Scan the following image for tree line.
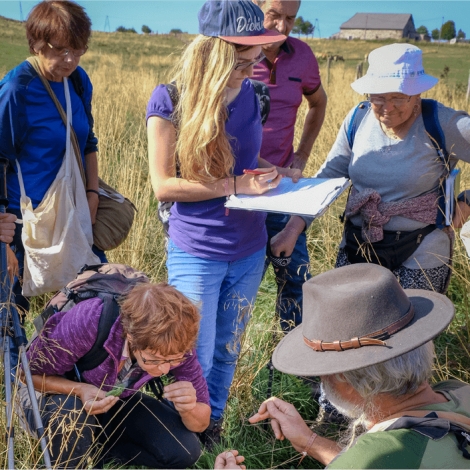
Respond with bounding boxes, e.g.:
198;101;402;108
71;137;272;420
116;20;465;42
292;16;315;38
417;20;466;41
115;25;185;35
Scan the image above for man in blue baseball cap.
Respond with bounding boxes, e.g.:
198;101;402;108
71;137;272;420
251;0;327;334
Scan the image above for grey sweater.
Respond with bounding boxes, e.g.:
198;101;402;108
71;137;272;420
316;102;470;269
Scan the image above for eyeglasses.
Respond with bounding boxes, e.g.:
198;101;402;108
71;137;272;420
47;42;88;57
368;95;412;107
234;53;266;71
139;350;192;366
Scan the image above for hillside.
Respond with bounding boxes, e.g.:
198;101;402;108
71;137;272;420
0;15;29;75
0;15;191;76
2;14;470;85
308;37;470;86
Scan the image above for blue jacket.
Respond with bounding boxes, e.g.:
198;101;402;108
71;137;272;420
0;61;98;210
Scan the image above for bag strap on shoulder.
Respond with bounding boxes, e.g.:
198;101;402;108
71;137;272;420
74;292;120;374
26;57;86;186
421;99;452;229
347;100;370;148
387;409;470;431
384;409;470;460
248;79;271;126
421;99;447;161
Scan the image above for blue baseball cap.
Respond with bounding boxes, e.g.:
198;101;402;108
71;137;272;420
198;0;286;46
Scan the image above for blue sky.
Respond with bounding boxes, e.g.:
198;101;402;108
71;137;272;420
1;1;469;38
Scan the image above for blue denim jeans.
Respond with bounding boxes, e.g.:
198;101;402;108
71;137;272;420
167;239;265;421
265;213;311;332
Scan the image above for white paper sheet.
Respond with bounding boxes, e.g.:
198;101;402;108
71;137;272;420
225;177;350;217
445;168;460;225
460;219;470;257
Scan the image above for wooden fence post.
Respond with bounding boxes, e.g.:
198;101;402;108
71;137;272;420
356;62;363;80
326;56;331;86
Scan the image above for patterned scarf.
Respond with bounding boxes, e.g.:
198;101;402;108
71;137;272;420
345;187;438;243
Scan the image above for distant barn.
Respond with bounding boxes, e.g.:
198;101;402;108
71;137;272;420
337;13;420;40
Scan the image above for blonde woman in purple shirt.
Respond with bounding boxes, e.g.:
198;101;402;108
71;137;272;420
147;0;299;448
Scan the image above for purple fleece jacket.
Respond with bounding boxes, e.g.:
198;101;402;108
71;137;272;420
26;297;210;404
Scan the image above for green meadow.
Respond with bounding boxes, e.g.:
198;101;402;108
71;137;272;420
1;15;470;469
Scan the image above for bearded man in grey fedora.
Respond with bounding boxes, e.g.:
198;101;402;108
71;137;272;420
233;264;470;469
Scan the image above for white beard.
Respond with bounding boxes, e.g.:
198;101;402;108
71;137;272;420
321;378;364;420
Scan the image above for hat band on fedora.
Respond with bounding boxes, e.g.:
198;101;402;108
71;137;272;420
303;303;415;352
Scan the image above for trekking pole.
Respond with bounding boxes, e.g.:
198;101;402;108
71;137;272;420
1;304;14;468
0;158;52;469
0;157;15;469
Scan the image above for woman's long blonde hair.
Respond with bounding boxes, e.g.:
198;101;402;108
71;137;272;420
171;36;249;183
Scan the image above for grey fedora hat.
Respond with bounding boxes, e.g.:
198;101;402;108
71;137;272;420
273;264;454;376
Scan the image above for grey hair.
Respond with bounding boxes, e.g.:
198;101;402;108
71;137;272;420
252;0;301;12
340;341;435;400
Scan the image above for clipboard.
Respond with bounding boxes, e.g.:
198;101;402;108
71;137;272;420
225;177;351;218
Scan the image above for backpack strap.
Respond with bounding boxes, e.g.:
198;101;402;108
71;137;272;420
69;69;84;98
249;79;271;126
421;99;447;160
165;82;180;130
384;410;470;460
421;99;452;229
347;101;370;149
74;293;120;375
387;409;470;431
340;101;369;223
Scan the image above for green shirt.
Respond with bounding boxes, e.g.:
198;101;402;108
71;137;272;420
327;380;470;469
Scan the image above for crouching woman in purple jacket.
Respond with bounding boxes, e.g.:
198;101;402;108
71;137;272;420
20;283;210;469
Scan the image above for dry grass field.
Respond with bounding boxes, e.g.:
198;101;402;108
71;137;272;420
1;18;470;468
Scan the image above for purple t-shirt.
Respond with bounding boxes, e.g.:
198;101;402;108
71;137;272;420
252;37;321;168
146;80;267;262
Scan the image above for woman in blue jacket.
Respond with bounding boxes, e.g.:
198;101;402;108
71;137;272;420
0;1;105;311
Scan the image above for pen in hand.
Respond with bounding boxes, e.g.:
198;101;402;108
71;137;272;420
243;169;272;175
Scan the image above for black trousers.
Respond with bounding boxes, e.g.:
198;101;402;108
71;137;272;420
23;390;202;469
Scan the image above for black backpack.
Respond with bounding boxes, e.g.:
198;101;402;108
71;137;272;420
30;264;149;380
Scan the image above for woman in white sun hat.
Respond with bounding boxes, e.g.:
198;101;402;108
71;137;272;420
311;42;470;293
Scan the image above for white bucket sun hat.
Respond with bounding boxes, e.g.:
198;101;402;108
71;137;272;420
351;43;439;95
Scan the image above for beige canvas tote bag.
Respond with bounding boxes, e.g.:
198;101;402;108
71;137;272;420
17;77;100;296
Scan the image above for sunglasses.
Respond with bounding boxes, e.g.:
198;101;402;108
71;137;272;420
234;53;266;71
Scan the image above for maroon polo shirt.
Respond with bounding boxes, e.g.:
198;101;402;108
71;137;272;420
252;37;322;168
